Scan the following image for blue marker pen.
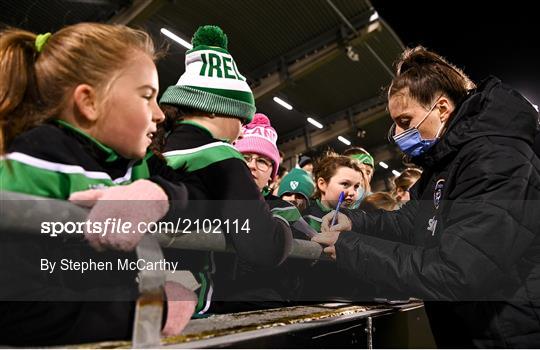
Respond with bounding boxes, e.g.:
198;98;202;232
330;191;345;227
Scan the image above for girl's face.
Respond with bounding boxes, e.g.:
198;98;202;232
94;51;164;159
317;166;363;208
243;152;273;190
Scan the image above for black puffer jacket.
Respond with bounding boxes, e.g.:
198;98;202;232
336;77;540;347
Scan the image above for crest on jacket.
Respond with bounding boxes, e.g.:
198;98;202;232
434;178;445;210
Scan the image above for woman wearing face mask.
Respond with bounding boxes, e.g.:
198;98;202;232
313;46;540;347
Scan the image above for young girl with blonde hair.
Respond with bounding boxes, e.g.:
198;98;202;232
0;23;194;345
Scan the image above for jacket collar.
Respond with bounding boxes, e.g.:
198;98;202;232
55;120;120;162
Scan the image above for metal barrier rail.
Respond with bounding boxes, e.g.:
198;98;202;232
0;190;326;347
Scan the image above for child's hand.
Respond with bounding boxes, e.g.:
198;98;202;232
162;282;197;337
69;180;169;251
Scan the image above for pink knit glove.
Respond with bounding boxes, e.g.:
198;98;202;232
69;180;169;252
162;281;197;337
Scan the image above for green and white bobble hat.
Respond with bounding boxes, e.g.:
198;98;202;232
160;25;256;123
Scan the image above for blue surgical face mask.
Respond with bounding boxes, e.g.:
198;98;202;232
392;98;445;158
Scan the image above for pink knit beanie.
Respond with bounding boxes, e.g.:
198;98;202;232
235;113;280;179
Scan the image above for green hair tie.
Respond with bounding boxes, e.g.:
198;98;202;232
35;32;52;53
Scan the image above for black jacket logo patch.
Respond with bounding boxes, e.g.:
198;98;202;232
434;178;445;210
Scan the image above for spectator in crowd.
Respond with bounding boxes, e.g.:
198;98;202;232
392;167;422;205
298;155;314;174
234;114;311;309
303;152;364;233
0;23;195;345
235;114;280;192
343;147;374;205
358;192;399;212
158;25;292;315
343;147;374;183
235;114;315;238
301;152;367;301
278;167;315;212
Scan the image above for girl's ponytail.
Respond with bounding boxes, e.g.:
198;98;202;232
0;29;44;153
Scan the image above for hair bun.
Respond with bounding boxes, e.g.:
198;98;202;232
397;46;441;74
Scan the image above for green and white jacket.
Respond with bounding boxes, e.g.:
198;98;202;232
0;120;185;200
0;120;186;345
162;121;292;315
302;199;333;233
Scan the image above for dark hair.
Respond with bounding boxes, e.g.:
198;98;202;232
388;46;476;108
391;167;422;202
312;151;362;199
298;155;313;168
359;192;398;212
394;168;422;191
0;23;156;154
277;165;288;177
151;104;200;153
